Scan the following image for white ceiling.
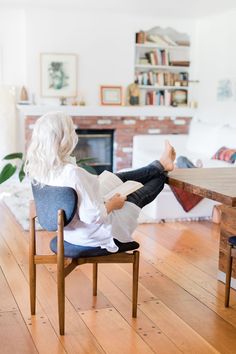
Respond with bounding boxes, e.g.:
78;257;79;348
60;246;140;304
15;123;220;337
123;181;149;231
0;0;235;18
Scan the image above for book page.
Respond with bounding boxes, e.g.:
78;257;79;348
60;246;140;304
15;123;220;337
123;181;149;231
104;180;143;202
98;170;123;197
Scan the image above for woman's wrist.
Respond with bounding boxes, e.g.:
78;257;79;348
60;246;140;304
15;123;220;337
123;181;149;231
105;200;113;214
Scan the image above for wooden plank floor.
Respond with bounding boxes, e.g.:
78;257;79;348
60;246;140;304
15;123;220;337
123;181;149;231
1;202;236;353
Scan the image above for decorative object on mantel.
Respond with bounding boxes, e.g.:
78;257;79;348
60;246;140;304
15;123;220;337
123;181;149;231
188;100;198;109
40;53;77;98
79;97;86;106
70;96;86;106
71;97;78;105
59;96;67;105
171;90;188;107
18;86;31;105
100;86;123;106
20;86;28;100
126;82;140;106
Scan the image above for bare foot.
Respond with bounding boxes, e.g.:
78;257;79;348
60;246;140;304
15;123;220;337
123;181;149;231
160;140;176;171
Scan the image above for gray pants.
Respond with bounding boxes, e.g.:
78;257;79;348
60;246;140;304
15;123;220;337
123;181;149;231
116;161;167;209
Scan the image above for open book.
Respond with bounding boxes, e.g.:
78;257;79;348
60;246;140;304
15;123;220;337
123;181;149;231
98;170;143;202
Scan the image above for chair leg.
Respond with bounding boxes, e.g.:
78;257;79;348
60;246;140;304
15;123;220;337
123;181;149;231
57;211;65;335
132;251;140;318
29;218;36;315
57;264;65;335
93;263;98;296
29;258;36;315
225;243;233;307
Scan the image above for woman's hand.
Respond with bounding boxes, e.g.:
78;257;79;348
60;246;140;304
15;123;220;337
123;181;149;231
105;193;126;214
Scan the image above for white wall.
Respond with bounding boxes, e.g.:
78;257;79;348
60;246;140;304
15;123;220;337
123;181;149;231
0;8;26;86
195;9;236;126
24;7;195;105
0;9;26;155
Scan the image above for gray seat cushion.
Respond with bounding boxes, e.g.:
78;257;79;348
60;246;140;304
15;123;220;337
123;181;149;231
50;237;139;258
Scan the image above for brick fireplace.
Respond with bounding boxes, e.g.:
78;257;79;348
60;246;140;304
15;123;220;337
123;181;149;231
25;114;191;171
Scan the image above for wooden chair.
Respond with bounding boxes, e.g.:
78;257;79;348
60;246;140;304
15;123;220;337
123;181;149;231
29;183;140;335
225;236;236;307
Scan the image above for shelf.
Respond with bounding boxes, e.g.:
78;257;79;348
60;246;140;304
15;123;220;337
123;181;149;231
135;43;190;50
135;64;189;71
17;105;197;117
139;85;189;90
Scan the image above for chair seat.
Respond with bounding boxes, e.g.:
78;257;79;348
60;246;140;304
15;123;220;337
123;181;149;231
50;237;140;258
228;236;236;246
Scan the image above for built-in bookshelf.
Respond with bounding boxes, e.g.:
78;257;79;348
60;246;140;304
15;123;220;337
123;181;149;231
135;29;191;107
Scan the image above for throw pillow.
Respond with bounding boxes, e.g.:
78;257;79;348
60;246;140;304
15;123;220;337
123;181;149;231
170;186;203;212
212;146;236;164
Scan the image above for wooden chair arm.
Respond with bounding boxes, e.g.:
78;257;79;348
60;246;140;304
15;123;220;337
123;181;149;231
29;200;37;219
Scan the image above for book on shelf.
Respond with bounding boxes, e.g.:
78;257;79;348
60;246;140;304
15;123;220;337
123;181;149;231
175;40;190;47
146;90;166;106
164;90;171;106
136;71;189;87
143;49;169;66
139;58;149;65
146;34;170;46
135;31;146;44
162;34;177;46
169;60;190;67
98;170;143;202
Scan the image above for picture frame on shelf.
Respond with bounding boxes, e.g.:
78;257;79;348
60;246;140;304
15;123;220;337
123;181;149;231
40;53;77;98
171;89;188;106
100;86;122;106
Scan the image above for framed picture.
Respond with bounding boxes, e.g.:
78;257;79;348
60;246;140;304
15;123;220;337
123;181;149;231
171;89;188;106
40;53;77;97
100;86;122;105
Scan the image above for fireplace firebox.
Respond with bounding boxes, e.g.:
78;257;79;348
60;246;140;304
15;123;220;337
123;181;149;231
73;129;114;174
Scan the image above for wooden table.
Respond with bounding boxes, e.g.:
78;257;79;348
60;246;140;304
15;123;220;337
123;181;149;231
167;168;236;284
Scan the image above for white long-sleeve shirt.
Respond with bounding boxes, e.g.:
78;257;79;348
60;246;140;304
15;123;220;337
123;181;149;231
46;163;141;252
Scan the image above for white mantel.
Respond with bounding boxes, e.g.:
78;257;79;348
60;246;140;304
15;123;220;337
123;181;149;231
17;105;196;117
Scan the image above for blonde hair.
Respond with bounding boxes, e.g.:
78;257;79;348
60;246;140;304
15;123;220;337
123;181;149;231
25;111;78;183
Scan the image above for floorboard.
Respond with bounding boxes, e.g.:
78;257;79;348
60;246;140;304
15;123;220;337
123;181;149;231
1;202;236;353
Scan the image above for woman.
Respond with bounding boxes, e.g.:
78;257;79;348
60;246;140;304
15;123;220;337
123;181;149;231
25;111;175;252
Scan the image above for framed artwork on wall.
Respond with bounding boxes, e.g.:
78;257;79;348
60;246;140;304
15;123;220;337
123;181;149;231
40;53;77;97
171;89;188;106
100;86;122;105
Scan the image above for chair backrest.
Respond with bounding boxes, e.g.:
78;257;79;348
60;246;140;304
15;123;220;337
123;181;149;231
31;183;78;231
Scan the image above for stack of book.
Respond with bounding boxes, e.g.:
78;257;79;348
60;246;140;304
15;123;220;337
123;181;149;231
141;49;169;66
135;71;189;87
146;90;172;106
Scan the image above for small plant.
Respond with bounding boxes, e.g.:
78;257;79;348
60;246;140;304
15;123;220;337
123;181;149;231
0;153;97;185
75;157;97;175
0;153;25;184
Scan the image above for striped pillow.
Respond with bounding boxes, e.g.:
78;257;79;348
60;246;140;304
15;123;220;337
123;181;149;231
212;146;236;164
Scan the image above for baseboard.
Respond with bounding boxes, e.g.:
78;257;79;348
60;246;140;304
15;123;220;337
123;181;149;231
218;270;236;289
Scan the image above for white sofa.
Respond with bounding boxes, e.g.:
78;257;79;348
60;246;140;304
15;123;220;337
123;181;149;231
133;119;236;222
